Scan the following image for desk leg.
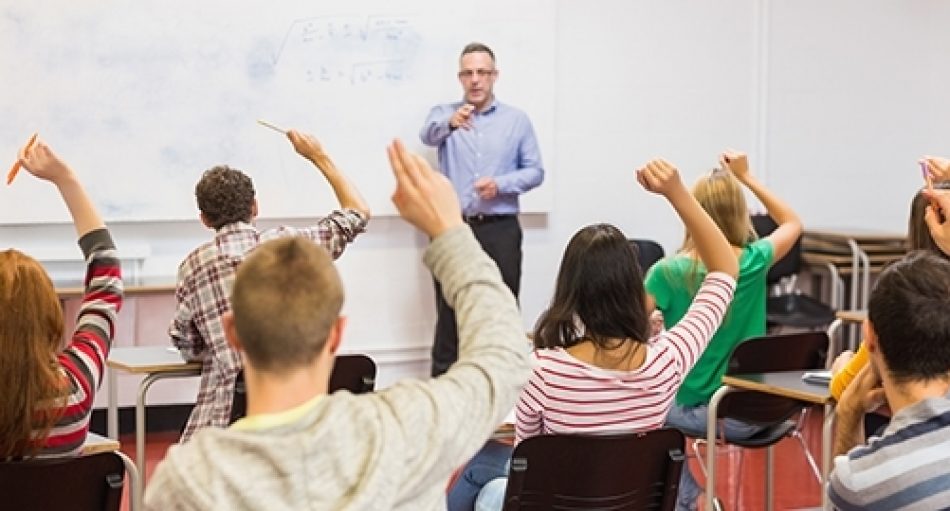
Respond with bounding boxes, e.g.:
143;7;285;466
108;366;118;440
705;386;733;511
858;248;870;311
135;370;198;507
116;450;141;511
826;319;843;369
135;374;154;509
822;404;836;511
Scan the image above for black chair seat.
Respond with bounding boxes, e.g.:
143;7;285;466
675;420;796;449
766;294;836;329
727;420;797;448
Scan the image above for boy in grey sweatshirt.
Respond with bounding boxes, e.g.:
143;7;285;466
145;140;532;511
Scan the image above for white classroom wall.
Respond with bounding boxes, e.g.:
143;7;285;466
2;0;949;407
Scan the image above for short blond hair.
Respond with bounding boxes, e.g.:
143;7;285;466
231;238;344;372
683;169;756;251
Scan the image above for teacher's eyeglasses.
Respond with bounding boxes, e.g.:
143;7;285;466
458;68;496;80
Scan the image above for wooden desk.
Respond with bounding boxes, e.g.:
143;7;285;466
82;432;141;511
491;423;515;442
107;347;201;509
708;371;834;511
81;431;120;455
721;372;831;406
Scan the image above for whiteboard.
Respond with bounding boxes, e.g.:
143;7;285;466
764;0;950;232
0;1;555;223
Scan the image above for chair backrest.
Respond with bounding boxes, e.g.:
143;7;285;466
0;452;125;510
629;239;666;273
230;354;377;424
502;429;685;511
750;213;802;286
328;353;377;394
718;332;828;423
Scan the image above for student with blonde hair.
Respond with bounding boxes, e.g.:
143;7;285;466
645;150;801;510
0;140;122;459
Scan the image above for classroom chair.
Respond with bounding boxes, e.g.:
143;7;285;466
230;353;377;423
629;238;666;273
0;451;131;511
499;429;684;511
682;331;828;511
751;214;836;331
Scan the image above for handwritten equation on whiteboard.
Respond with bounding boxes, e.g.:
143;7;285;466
274;16;422;85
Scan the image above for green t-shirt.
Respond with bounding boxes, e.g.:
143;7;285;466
644;239;774;406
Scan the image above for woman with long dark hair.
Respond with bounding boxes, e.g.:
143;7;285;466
448;158;738;511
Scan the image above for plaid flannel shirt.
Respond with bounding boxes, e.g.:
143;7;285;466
170;209;367;442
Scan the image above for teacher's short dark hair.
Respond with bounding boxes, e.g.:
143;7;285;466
461;42;495;62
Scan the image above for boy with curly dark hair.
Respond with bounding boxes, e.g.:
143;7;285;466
170;130;370;442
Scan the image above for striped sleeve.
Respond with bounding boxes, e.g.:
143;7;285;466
828;407;950;510
656;272;735;374
514;353;546;443
45;228;123;456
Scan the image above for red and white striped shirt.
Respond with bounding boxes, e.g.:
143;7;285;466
515;272;735;442
38;228;123;458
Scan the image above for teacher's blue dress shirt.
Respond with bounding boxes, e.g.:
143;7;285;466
420;99;544;216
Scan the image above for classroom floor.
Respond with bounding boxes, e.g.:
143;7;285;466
117;409;826;511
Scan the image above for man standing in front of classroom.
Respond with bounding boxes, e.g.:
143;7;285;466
420;42;544;376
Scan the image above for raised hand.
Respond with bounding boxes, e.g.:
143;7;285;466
17;139;103;237
720;149;750;181
18;139;76;185
923;156;950;183
636;158;685;197
287;130;327;162
386;139;463;238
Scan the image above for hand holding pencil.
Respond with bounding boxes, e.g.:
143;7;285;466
6;132;39;185
922;156;950;183
286;130;328;163
17;138;77;185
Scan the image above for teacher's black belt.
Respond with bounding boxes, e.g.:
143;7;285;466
463;214;515;225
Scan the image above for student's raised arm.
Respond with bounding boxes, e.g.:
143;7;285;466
17;140;122;456
286;130;370;220
637;159;738;279
721;150;802;263
375;139;531;498
18;141;104;237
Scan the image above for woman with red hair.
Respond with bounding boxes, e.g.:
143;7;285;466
0;140;122;458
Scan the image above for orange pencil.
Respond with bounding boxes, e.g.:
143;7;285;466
6;132;38;185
